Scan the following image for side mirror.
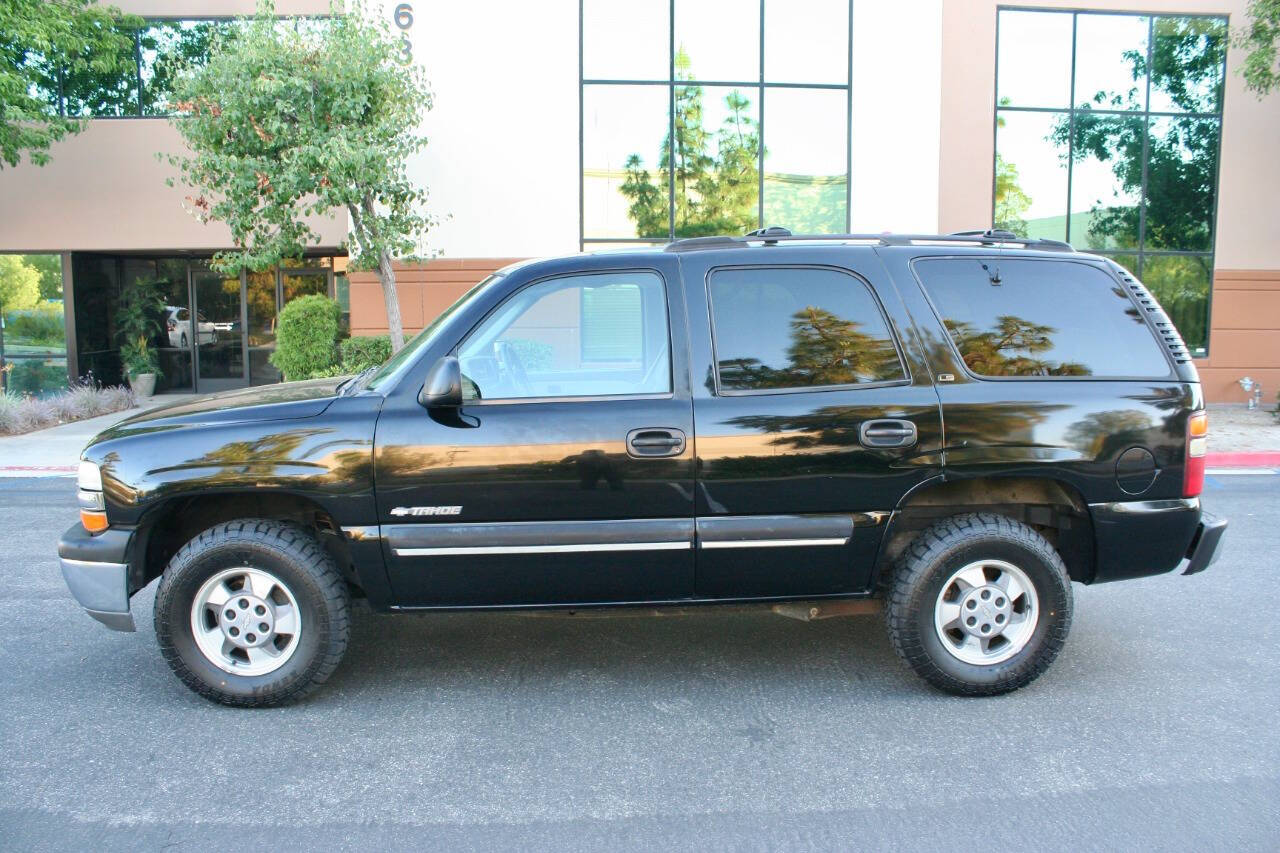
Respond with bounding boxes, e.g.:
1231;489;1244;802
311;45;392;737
418;356;463;408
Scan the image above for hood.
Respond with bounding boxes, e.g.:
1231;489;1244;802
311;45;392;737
89;376;349;445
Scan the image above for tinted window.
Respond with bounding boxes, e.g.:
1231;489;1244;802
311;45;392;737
709;267;905;392
459;272;670;400
915;258;1171;378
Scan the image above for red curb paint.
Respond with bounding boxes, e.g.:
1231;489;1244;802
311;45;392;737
1205;452;1280;468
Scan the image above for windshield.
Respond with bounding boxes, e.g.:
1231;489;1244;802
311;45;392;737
365;273;504;391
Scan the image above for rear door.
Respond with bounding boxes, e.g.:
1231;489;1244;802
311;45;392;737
375;258;697;606
680;247;944;598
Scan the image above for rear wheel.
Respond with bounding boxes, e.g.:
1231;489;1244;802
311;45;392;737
885;513;1072;696
154;519;350;707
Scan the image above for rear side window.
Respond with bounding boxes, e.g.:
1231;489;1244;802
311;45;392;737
708;267;906;392
914;258;1171;378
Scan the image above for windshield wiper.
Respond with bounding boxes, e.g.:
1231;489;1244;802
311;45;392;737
339;366;379;396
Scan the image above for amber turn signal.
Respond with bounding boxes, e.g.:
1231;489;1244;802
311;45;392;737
80;509;109;533
1188;411;1208;438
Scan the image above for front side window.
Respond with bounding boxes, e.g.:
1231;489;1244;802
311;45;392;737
994;9;1227;356
709;267;905;392
915;258;1171;379
458;272;670;401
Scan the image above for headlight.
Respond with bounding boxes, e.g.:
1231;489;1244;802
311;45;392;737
77;460;102;491
77;460;107;533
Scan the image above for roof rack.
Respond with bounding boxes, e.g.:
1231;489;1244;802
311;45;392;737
663;227;1076;253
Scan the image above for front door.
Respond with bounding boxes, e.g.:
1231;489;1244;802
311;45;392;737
376;264;696;607
681;250;944;599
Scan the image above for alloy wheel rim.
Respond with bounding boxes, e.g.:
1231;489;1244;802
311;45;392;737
190;567;302;676
933;559;1039;666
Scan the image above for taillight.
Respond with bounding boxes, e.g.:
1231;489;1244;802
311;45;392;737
1184;411;1208;497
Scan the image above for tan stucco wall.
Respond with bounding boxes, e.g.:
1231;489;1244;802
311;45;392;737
0;120;346;253
348;260;522;338
937;0;1280;402
0;0;343;254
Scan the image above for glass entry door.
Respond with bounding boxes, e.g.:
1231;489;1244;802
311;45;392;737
192;263;247;392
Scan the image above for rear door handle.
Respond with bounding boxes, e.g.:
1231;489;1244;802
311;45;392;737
858;419;917;449
626;428;686;458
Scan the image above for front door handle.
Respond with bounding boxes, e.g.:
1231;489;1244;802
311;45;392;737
858;419;917;449
626;427;686;458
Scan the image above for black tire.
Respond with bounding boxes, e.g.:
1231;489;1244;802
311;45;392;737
154;519;350;707
885;513;1072;696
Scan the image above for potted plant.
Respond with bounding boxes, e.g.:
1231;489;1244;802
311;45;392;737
116;277;165;396
120;334;159;397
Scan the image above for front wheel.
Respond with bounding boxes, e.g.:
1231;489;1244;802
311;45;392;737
154;519;351;707
885;513;1072;696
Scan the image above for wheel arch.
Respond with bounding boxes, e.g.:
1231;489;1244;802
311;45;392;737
133;491;361;596
875;476;1095;586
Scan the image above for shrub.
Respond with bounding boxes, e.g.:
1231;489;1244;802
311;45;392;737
5;303;64;348
0;379;134;435
340;335;393;373
8;360;67;396
306;363;349;379
270;294;341;381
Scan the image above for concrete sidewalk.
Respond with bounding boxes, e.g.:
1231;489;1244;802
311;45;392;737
0;394;197;476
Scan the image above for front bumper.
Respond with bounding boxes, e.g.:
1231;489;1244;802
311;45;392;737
57;524;136;632
1182;511;1227;576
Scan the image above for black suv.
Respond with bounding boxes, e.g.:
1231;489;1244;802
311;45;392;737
58;230;1227;706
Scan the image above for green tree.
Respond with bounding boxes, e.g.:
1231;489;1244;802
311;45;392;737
0;255;42;312
1236;0;1280;96
620;49;760;238
993;103;1032;234
718;307;902;389
166;1;435;352
1050;17;1224;259
946;317;1089;377
0;0;141;167
994;156;1032;235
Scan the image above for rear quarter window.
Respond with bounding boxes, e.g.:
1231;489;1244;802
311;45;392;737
913;257;1172;379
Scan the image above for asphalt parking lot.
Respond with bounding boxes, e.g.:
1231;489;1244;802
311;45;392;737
2;474;1277;851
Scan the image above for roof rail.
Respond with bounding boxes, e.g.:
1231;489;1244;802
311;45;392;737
664;228;1076;253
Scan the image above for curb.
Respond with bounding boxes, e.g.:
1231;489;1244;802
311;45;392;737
1204;451;1280;468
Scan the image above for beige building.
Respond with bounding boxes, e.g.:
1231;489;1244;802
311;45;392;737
1;0;1276;401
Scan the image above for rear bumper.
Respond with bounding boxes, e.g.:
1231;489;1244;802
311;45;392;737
1182;511;1227;576
1088;498;1226;583
57;524;136;632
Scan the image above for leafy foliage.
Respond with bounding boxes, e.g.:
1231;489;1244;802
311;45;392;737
271;294;340;380
717;307;903;390
0;0;141;166
0;255;41;311
115;277;166;357
1050;19;1224;254
339;335;393;372
1236;0;1280;96
165;1;435;352
4;304;65;348
621;50;760;238
946;317;1088;377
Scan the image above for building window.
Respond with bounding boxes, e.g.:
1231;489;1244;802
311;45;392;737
993;9;1227;356
581;0;852;246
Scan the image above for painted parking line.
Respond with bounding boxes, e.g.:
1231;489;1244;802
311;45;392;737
0;466;76;478
1205;468;1277;476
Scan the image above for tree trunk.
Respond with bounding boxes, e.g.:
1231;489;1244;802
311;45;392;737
349;195;407;353
376;248;405;352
